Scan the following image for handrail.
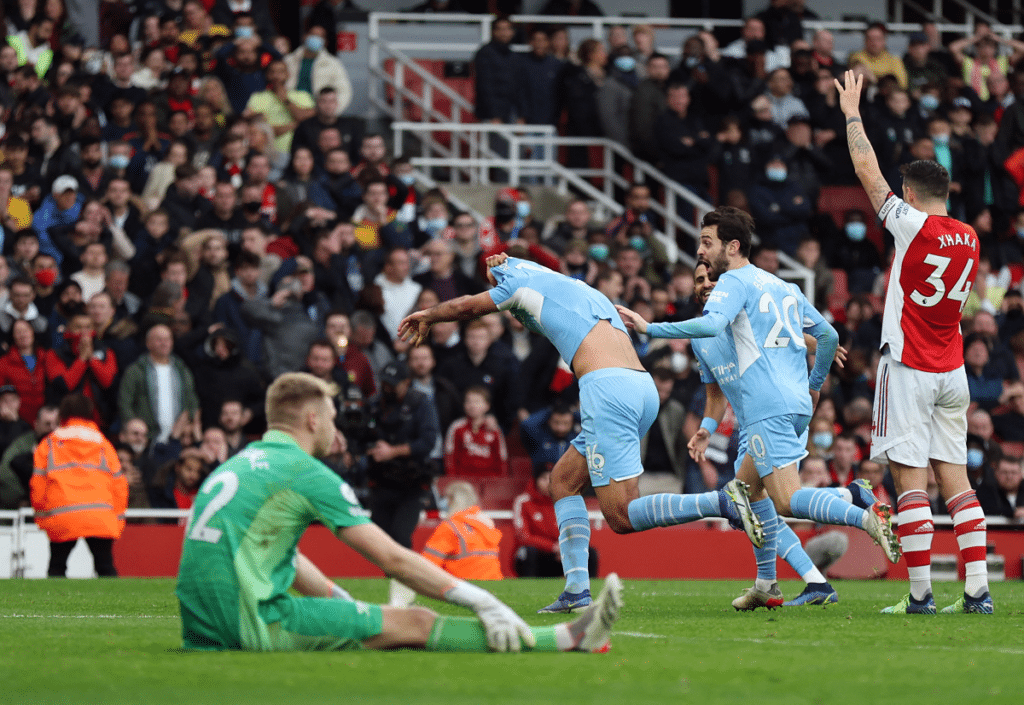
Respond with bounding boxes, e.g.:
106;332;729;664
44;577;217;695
368;11;1024;42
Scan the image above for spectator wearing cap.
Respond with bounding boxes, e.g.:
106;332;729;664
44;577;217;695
948;95;976;140
747;154;812;256
31;176;83;266
847;22;908;89
950;28;1024;103
366;359;442;549
904;31;949;95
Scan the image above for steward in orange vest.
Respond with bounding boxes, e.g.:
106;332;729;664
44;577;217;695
30;393;126;577
421;481;504;581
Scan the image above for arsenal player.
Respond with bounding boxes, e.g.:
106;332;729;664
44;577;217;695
837;70;992;615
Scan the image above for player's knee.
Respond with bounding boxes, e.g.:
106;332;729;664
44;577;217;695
395;606;437;645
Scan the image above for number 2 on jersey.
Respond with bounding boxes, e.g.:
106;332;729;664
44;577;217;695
759;293;806;350
910;254;974;311
188;472;239;544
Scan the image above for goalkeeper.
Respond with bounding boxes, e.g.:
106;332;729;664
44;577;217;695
176;372;621;653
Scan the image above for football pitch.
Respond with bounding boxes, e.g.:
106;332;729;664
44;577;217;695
3;578;1022;705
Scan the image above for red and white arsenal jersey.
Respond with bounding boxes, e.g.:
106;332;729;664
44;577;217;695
877;194;979;373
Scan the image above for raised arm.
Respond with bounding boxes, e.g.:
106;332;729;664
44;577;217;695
835;70;891;213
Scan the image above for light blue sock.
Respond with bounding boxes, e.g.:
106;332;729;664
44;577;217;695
626;492;721;531
775;521;824;583
554;496;591;594
789;488;866;527
818;487;853;503
750;498;778;583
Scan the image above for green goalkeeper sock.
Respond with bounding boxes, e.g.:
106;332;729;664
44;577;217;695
425;616;563;652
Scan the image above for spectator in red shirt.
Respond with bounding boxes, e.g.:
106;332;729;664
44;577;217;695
512;467;598;578
444;386;508;477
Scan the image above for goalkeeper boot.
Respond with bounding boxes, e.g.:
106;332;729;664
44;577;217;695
538;589;592;614
863;501;901;564
940;591;993;614
881;592;936;614
782;582;839;606
719;479;765;548
732;583;783;611
566;574;623;653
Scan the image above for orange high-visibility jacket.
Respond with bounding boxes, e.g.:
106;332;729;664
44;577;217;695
422;506;503;580
30;419;127;543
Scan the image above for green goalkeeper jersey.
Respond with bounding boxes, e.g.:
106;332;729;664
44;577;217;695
176;430;371;650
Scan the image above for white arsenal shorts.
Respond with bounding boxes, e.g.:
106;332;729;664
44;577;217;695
869;354;969;467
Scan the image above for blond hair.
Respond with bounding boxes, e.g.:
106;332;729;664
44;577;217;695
445;481;481;513
266;372;333;428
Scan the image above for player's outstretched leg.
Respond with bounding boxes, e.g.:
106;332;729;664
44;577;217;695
940;490;993;614
625;482;764;547
788;486;901;563
428;575;625;652
539;495;593;614
777;521;838;606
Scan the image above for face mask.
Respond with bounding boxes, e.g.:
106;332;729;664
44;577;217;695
685;56;700;68
845;222;867;241
398;174;416;186
932;132;950;145
670;351;689;373
629;235;648;252
304;35;325;53
235;26;255;39
920;94;939;111
812;431;834;449
966;448;985;469
242;200;262;214
588;243;609;261
766;167;787;182
35;269;56;287
614;55;636;72
1017;228;1024;239
109;154;130;170
516;201;531;218
425;217;448;233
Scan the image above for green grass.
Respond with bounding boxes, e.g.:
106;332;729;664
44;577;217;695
2;578;1023;705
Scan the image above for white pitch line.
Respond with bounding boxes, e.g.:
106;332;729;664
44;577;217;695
615;631;1024;655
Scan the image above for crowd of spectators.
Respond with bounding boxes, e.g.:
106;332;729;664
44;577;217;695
0;0;1020;555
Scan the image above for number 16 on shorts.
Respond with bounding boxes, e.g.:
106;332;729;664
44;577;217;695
585;443;606;479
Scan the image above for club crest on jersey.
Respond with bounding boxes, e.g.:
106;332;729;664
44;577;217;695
938;232;977;250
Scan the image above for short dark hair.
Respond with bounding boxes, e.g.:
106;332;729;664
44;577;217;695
900;160;950;202
701;206;755;258
58;393;94;422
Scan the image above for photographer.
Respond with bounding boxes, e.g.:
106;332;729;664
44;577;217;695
365;361;441;549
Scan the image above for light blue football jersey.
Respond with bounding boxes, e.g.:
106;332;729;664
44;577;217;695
698;264;826;423
692;332;750;427
488;257;628;367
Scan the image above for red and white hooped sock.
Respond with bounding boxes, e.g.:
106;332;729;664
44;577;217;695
896;490;933;601
946;489;989;598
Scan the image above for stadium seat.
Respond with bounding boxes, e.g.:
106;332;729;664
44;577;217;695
818;185;885;252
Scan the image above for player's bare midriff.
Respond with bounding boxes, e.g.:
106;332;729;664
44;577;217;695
571;319;645;378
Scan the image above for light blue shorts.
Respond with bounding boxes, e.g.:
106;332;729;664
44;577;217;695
570;368;660;488
743;414;811;478
734;425;811;474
